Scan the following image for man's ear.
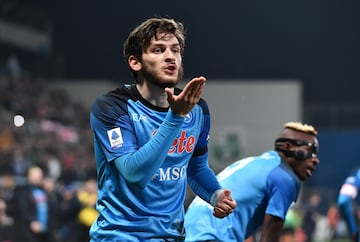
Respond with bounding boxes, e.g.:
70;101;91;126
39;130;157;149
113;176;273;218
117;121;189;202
128;55;142;71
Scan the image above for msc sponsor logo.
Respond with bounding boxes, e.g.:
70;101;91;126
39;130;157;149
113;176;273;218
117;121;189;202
152;166;187;181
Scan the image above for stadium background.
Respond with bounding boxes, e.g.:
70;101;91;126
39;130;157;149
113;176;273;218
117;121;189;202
0;0;360;240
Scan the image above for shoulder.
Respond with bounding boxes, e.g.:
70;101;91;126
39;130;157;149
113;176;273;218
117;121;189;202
197;98;209;115
272;163;299;183
341;169;360;187
260;152;300;189
95;84;137;106
91;84;138;116
267;163;301;194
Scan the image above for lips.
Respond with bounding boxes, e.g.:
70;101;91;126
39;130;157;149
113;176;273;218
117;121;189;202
164;65;177;75
306;169;312;177
166;64;176;70
306;167;315;177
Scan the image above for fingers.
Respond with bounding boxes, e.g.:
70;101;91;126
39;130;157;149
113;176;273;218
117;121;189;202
181;76;206;102
212;189;237;219
167;76;206;116
213;206;233;218
214;205;234;214
215;201;236;214
223;189;231;198
213;207;227;218
221;189;236;207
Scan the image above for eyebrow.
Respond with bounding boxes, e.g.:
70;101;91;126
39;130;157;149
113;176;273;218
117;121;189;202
150;42;180;47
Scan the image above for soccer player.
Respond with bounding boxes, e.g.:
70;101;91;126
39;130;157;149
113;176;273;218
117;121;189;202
337;168;360;241
185;122;320;242
89;17;236;241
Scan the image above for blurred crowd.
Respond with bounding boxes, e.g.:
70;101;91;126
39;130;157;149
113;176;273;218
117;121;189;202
0;55;96;181
0;48;97;241
0;1;100;241
278;193;351;242
0;167;97;242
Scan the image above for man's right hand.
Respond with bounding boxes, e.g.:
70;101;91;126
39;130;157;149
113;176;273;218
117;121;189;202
165;76;206;116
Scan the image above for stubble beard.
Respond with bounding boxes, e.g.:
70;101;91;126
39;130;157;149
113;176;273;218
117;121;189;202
141;64;184;89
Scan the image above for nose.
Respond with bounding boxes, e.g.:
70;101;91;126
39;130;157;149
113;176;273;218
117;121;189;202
311;155;320;165
164;48;175;62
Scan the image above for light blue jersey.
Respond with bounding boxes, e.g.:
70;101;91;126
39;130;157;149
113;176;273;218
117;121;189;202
89;84;221;241
185;151;301;242
338;168;360;237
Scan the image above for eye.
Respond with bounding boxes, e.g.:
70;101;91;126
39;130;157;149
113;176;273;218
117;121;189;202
153;47;163;54
172;47;180;53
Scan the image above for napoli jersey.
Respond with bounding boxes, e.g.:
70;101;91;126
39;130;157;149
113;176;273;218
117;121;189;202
339;168;360;199
337;168;360;235
185;151;301;242
89;84;210;241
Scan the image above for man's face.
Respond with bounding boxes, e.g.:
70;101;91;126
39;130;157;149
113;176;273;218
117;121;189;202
140;33;184;88
288;135;320;181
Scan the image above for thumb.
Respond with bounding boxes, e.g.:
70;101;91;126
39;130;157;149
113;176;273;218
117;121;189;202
223;189;232;200
165;88;174;103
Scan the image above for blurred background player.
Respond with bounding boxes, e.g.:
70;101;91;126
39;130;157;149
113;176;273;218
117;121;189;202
337;167;360;242
185;122;319;242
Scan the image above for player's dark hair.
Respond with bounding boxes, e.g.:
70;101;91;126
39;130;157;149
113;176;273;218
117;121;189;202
123;17;185;81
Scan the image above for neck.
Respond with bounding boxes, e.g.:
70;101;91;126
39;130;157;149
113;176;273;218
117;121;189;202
136;82;171;108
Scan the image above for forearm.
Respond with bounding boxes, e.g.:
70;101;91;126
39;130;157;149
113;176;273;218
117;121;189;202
187;154;221;203
115;110;184;188
260;215;284;242
338;194;358;235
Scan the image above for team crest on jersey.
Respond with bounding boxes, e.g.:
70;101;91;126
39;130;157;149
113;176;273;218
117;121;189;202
184;112;193;124
107;127;123;148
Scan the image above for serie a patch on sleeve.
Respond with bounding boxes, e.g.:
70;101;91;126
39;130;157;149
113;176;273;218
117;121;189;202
107;127;123;148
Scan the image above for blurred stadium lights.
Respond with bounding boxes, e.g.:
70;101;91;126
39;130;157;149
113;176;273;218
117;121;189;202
13;114;24;127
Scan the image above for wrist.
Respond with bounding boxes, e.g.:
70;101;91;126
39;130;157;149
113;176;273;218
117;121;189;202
169;108;188;118
210;189;224;207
